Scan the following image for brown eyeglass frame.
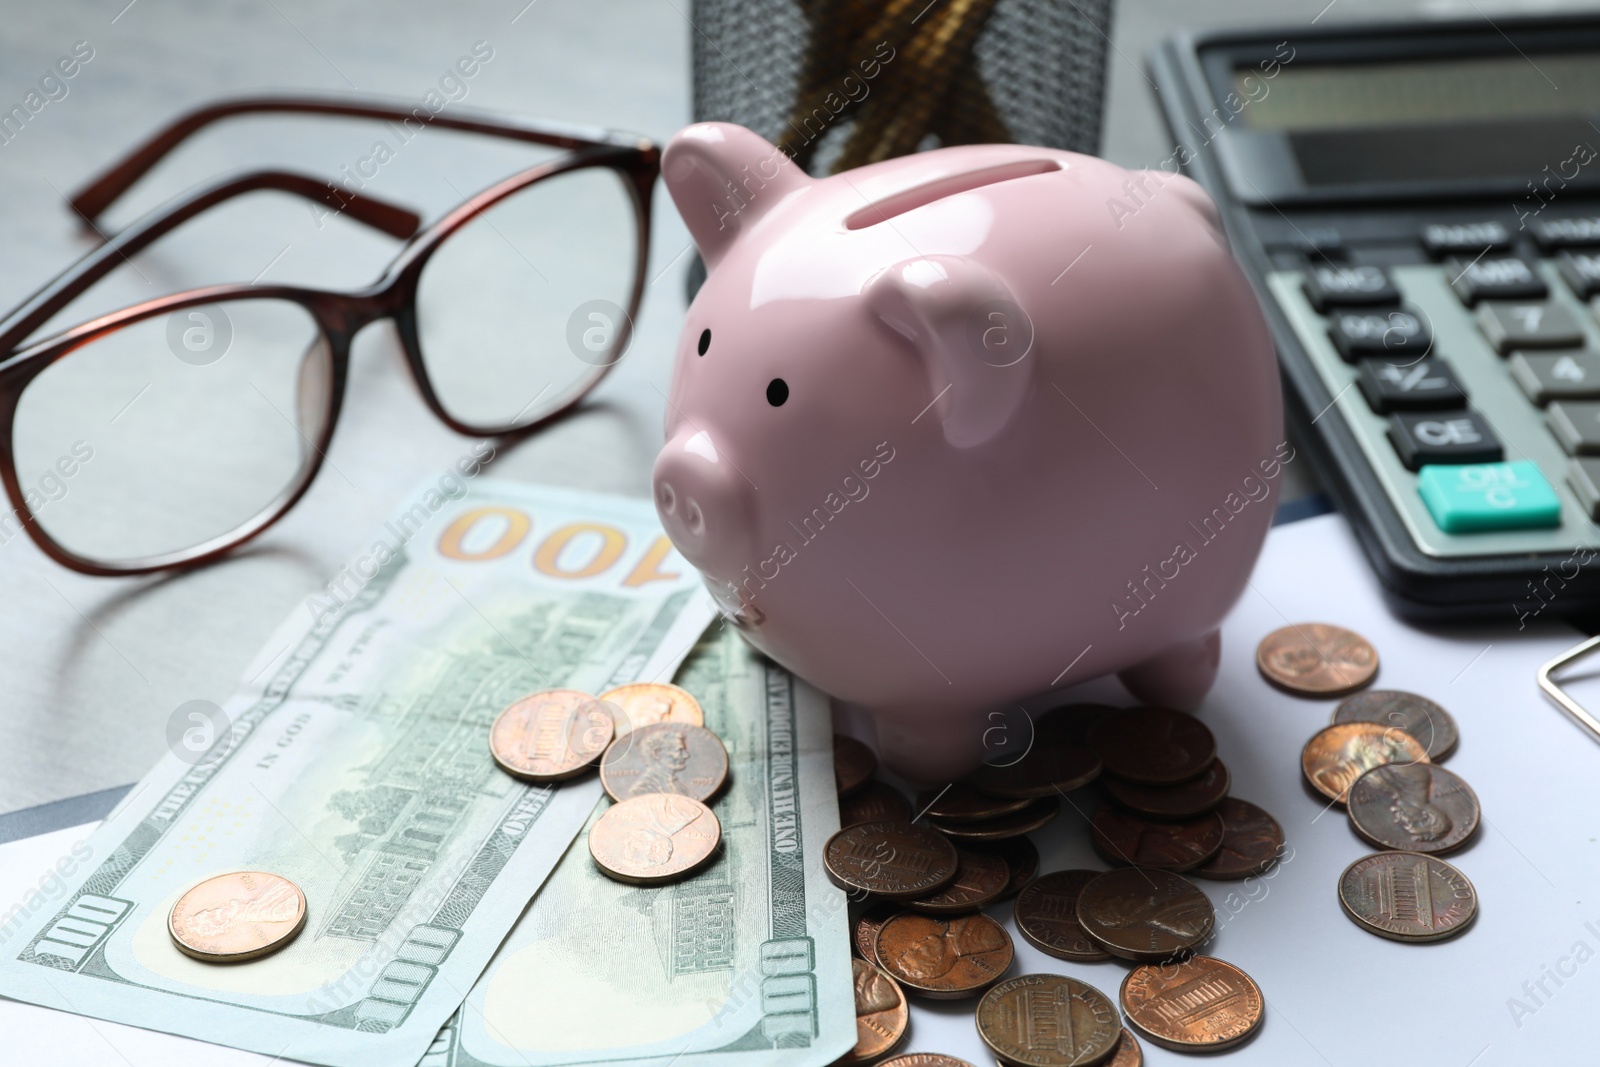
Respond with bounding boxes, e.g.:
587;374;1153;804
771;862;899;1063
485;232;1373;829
0;95;660;577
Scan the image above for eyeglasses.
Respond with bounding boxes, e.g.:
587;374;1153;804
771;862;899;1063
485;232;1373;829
0;95;658;576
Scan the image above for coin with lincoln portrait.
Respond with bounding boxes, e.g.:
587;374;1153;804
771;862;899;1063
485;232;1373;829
1346;762;1479;853
874;911;1014;999
599;722;728;803
588;793;721;885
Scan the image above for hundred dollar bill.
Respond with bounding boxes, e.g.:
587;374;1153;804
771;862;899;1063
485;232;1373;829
420;624;855;1067
0;480;716;1067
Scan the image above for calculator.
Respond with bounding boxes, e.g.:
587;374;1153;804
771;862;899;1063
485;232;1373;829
1152;14;1600;622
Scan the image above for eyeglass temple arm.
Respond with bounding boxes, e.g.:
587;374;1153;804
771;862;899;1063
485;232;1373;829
0;169;418;354
70;95;649;225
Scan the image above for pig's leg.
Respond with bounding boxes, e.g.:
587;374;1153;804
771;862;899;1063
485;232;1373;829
1117;629;1221;710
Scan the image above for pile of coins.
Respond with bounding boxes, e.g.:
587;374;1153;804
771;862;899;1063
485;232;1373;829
1258;623;1481;943
829;702;1279;1065
489;682;730;887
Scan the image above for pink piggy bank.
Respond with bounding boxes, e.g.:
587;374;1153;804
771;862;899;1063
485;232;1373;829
652;123;1282;780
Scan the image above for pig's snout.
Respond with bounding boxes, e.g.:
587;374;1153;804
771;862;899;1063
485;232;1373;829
652;427;754;574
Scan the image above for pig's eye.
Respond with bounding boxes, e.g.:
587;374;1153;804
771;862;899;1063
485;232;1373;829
766;378;788;407
697;328;711;356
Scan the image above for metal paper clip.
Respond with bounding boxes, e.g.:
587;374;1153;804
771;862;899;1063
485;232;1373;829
1537;633;1600;743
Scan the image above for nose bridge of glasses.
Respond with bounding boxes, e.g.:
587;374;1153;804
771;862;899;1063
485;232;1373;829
0;170;421;355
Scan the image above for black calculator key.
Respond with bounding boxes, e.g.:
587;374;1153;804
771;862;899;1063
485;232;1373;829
1475;301;1585;353
1421;222;1510;257
1388;410;1504;470
1449;257;1548;304
1547;401;1600;455
1567;457;1600;520
1303;265;1398;312
1557;252;1600;298
1509;351;1600;404
1357;358;1467;413
1327;307;1431;362
1532;217;1600;250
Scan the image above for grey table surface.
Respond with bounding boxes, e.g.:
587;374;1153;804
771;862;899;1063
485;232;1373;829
0;0;1586;816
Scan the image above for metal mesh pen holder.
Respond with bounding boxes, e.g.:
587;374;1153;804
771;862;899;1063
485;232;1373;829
691;0;1113;173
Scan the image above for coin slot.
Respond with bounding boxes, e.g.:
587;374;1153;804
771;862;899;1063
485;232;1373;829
843;159;1062;231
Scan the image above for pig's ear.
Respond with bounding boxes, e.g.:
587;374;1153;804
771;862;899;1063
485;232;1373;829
662;123;809;270
864;255;1035;449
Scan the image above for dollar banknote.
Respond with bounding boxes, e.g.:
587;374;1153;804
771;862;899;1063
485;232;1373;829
0;480;716;1067
419;623;855;1067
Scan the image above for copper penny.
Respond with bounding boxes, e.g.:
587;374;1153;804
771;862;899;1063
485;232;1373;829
836;735;878;797
1103;1030;1144;1067
1090;805;1224;872
1103;759;1230;819
1192;798;1285;881
1076;867;1215;962
1088;708;1216;785
589;793;721;885
840;780;913;828
1257;622;1378;697
841;958;909;1064
1302;722;1428;804
599;722;728;803
1337;851;1477;942
853;902;901;965
1120;955;1264;1052
976;973;1120;1066
1034;703;1119;746
875;912;1014;999
1013;870;1112;962
597;682;703;738
168;870;307;962
1347;763;1480;853
906;848;1009;914
489;689;613;783
917;783;1032;823
880;1056;979;1067
927;797;1058;842
1333;689;1458;761
825;821;959;900
974;835;1039;900
965;741;1101;799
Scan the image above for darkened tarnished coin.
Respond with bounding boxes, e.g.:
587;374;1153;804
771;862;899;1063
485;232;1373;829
917;783;1032;823
835;735;878;797
906;848;1010;915
1347;763;1480;853
976;973;1120;1067
589;793;721;885
1013;870;1112;962
927;797;1058;841
168;871;307;962
974;835;1038;900
597;682;704;737
880;1056;979;1067
853;902;901;965
1257;622;1378;697
599;721;728;803
1090;805;1224;872
1333;689;1458;761
1120;956;1264;1053
965;740;1101;798
825;821;959;900
1192;798;1285;881
1103;1029;1144;1067
1076;867;1215;963
841;958;909;1064
1034;703;1119;746
1338;851;1477;942
1302;722;1428;803
875;912;1014;999
1103;759;1230;819
489;689;613;783
840;780;913;828
1088;708;1216;785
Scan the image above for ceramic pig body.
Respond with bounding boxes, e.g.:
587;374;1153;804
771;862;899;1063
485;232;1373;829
653;123;1282;780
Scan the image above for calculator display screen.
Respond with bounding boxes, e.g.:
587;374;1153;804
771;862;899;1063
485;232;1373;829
1231;53;1600;186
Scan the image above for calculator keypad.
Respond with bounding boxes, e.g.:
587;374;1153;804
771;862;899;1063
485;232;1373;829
1304;265;1399;312
1475;301;1585;352
1357;358;1466;412
1389;410;1504;469
1328;308;1431;362
1547;401;1600;455
1510;351;1600;404
1449;257;1548;304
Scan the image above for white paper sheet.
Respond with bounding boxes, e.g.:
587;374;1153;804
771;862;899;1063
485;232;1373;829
5;512;1600;1065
